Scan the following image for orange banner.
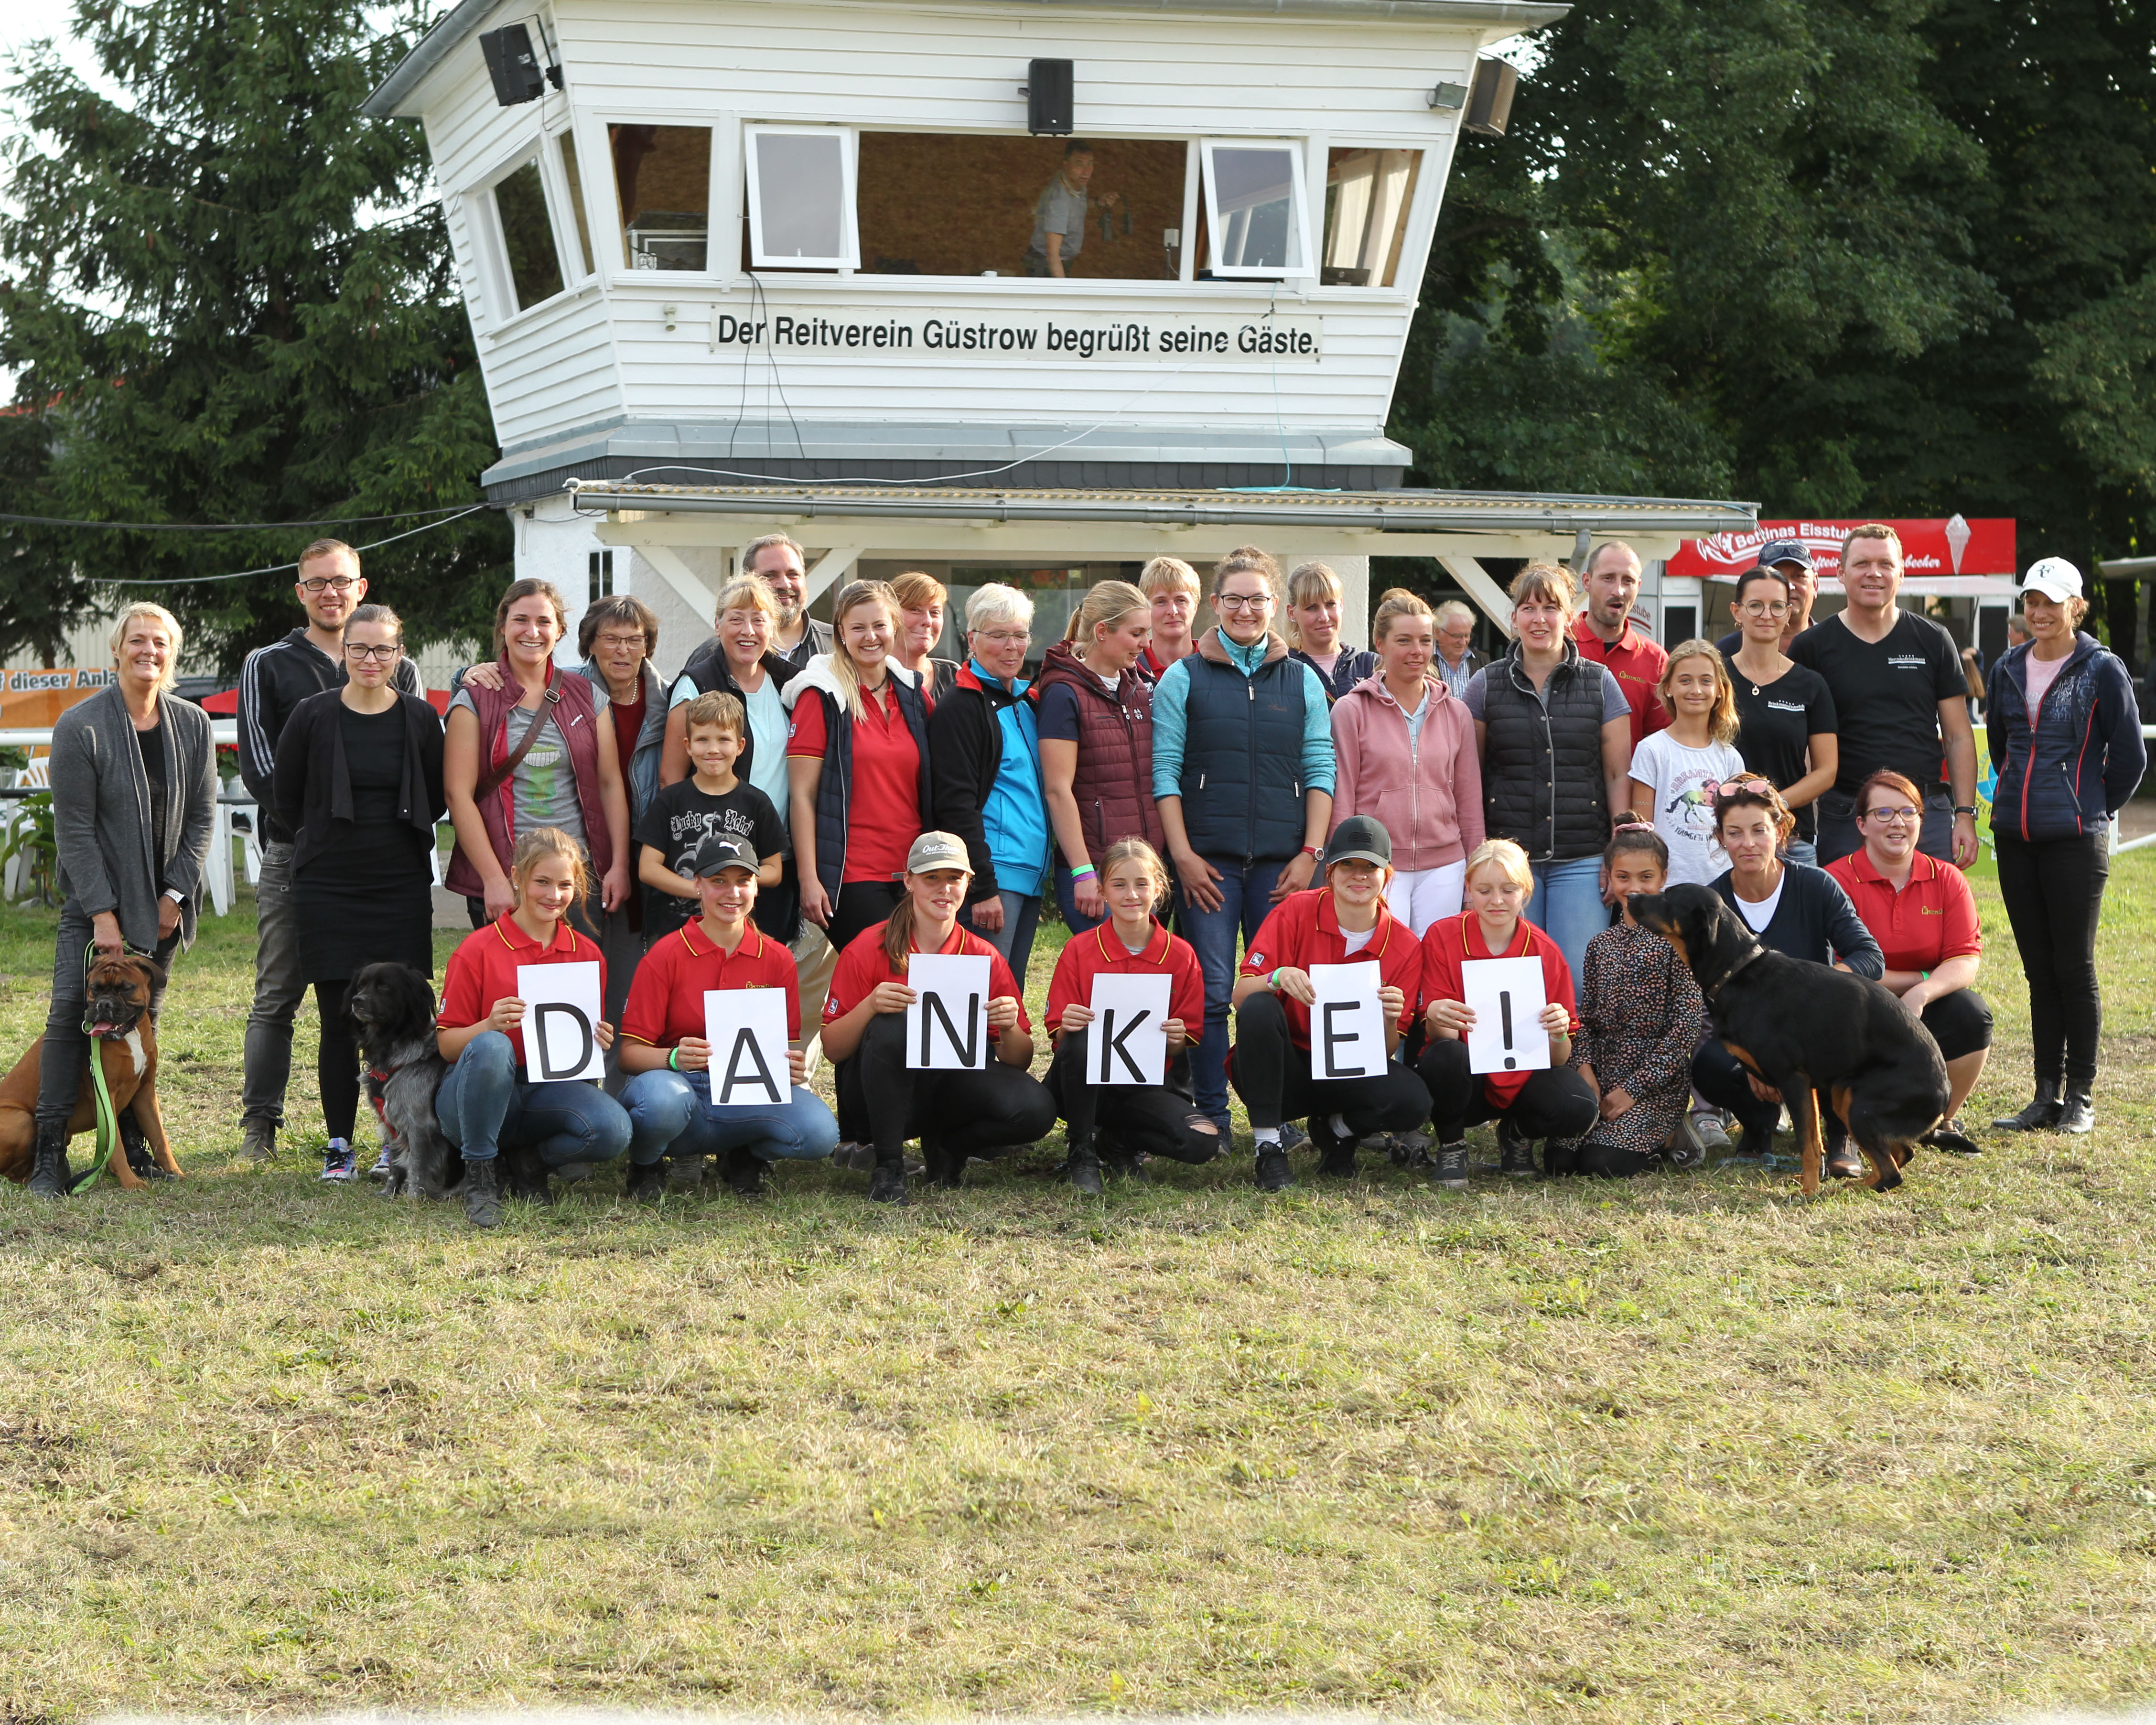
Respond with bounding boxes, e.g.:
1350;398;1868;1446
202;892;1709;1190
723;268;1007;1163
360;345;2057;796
2;667;119;731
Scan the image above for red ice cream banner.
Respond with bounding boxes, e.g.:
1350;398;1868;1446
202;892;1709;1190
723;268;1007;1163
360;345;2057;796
1666;518;2017;581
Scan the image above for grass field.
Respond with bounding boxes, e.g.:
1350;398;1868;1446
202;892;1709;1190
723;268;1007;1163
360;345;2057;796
1;862;2154;1722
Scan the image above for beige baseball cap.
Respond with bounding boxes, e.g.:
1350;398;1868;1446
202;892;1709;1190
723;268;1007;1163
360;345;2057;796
906;831;971;873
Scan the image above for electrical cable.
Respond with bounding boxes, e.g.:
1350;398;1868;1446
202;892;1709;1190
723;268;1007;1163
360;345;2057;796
0;502;488;532
102;506;489;585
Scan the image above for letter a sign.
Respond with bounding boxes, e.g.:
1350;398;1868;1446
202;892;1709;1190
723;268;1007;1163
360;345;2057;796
517;961;605;1081
906;953;993;1070
702;990;790;1107
1086;974;1169;1085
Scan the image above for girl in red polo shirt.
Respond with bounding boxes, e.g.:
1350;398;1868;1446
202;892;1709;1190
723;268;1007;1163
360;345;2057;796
616;833;842;1200
1416;838;1599;1187
1044;840;1217;1192
434;828;639;1228
1227;815;1432;1192
819;831;1057;1205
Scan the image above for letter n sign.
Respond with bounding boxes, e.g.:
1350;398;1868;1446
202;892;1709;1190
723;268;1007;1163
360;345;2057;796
906;953;993;1070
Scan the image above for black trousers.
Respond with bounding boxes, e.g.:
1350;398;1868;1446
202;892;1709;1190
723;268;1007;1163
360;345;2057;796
1918;987;1994;1063
1227;992;1432;1136
314;980;360;1143
1994;829;2107;1090
1046;1033;1220;1163
835;1013;1058;1167
1417;1036;1599;1146
826;881;904;961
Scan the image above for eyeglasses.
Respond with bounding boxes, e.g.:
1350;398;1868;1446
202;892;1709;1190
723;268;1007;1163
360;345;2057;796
1861;806;1922;826
344;642;402;662
976;630;1031;648
1716;777;1771;798
1215;593;1272;612
300;576;357;594
1738;600;1789;617
593;632;647;652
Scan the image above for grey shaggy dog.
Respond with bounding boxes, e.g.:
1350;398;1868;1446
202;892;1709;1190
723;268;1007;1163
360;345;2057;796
345;962;461;1200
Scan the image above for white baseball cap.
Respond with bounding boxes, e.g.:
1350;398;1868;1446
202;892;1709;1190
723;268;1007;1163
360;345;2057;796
2021;557;2083;604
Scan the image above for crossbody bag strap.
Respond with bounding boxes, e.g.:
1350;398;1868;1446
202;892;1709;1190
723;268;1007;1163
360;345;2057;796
473;685;564;804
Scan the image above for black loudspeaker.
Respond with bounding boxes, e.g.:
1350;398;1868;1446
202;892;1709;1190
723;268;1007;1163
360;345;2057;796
480;23;546;106
1464;57;1518;137
1028;59;1074;135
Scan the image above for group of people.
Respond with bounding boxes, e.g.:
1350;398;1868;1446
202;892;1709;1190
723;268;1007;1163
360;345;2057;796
19;526;2144;1220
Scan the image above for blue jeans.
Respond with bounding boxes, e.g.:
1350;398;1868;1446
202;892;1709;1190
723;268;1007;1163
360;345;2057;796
1179;854;1289;1126
1781;838;1818;869
434;1029;639;1165
1053;858;1107;936
620;1067;840;1163
1526;855;1609;985
961;889;1043;988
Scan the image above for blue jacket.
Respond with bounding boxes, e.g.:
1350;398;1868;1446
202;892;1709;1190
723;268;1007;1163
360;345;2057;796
1985;633;2146;842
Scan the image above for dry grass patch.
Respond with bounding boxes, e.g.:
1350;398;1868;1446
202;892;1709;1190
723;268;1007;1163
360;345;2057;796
0;866;2153;1719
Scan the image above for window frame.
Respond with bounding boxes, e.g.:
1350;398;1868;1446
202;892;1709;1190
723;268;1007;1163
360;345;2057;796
1197;136;1316;280
549;119;598;282
472;149;574;321
743;123;861;272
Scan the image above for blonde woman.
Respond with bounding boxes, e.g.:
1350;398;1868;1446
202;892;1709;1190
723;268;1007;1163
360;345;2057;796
1624;640;1746;886
1284;560;1378;703
784;579;934;956
29;602;216;1197
1138;555;1201;677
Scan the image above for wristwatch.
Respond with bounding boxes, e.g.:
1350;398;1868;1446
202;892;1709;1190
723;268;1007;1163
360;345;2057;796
1952;805;1978;817
162;887;185;904
1301;844;1323;860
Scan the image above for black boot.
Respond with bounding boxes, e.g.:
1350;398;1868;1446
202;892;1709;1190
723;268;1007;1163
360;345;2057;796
462;1155;503;1228
1992;1079;2062;1132
2056;1090;2095;1134
1065;1135;1104;1196
724;1146;769;1196
26;1121;71;1199
868;1160;910;1205
624;1159;666;1204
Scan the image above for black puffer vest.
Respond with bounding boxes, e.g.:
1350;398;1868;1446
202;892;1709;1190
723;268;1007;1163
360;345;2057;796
1480;640;1611;862
1176;627;1308;863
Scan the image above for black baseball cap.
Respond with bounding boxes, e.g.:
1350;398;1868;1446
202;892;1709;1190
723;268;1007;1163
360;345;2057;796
690;834;758;877
1323;815;1392;869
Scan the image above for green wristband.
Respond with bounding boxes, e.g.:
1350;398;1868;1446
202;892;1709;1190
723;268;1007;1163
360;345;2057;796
668;1046;680;1071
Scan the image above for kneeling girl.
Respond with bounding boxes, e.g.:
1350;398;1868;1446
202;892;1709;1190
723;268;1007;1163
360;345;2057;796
618;833;841;1198
435;828;656;1227
1045;840;1218;1191
1416;837;1599;1186
819;831;1057;1205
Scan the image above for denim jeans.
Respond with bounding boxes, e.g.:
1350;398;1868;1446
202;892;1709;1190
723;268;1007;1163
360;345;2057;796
1052;858;1107;936
1526;854;1610;985
434;1029;638;1165
241;839;303;1126
620;1067;841;1163
961;890;1043;989
1178;854;1289;1126
1781;839;1818;869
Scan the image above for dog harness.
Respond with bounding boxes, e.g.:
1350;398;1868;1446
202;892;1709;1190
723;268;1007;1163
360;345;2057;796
365;1063;411;1144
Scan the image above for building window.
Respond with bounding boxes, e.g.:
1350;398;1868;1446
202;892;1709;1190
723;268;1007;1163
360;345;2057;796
589;549;617;604
610;124;711;270
1199;140;1310;278
856;134;1187;279
744;126;859;270
491;157;565;311
1320;147;1420;287
558;130;596;277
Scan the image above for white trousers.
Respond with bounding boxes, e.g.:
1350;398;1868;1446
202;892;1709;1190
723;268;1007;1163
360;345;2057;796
1386;861;1466;938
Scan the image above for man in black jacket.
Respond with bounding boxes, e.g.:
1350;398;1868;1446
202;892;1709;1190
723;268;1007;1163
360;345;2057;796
234;539;421;1163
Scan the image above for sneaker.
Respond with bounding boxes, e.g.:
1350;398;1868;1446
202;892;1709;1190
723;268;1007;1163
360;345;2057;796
1253;1143;1294;1192
367;1144;395;1182
1313;1119;1359;1179
1431;1141;1470;1190
724;1150;769;1197
1279;1120;1310;1154
868;1163;910;1206
664;1155;705;1191
237;1119;276;1163
319;1140;357;1182
1668;1113;1708;1170
1497;1120;1537;1179
1065;1139;1104;1196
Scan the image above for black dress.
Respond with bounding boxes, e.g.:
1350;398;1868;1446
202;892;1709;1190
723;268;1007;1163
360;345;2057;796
293;703;434;981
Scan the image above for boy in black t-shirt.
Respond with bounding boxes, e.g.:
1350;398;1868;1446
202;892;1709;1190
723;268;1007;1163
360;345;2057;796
635;691;786;938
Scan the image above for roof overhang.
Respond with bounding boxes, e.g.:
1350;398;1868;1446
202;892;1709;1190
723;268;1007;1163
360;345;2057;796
362;0;1566;120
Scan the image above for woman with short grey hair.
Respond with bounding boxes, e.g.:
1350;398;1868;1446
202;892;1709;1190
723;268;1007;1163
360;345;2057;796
928;582;1052;981
29;602;216;1197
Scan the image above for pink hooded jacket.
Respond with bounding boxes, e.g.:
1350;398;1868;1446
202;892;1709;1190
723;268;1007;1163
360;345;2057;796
1328;671;1485;872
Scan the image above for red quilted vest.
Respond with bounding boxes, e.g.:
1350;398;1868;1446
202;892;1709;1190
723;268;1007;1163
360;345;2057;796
1034;640;1165;858
444;658;613;895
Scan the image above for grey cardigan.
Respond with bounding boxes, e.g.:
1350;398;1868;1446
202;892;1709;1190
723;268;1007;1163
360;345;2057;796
51;685;217;952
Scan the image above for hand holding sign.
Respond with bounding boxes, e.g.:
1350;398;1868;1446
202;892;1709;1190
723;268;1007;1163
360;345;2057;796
906;953;992;1070
1309;961;1385;1079
1460;957;1551;1075
703;990;791;1108
1086;974;1170;1086
516;961;606;1082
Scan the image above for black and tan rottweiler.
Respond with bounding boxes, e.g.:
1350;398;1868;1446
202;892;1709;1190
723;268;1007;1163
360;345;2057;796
1630;884;1976;1195
0;950;183;1189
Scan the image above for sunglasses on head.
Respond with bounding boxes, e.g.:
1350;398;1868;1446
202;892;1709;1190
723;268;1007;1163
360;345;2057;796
1716;777;1771;798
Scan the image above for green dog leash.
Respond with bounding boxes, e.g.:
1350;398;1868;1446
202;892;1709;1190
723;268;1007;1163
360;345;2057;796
71;940;122;1194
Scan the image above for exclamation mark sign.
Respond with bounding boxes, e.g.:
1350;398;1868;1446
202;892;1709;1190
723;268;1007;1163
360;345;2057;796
1499;992;1517;1070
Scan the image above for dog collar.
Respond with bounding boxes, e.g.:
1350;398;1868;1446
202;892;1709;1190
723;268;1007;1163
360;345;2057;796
1703;944;1766;1003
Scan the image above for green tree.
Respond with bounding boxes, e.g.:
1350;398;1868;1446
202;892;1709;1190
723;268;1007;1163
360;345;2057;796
0;0;509;673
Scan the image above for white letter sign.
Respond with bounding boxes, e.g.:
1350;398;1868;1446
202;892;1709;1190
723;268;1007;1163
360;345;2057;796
516;961;605;1082
1087;974;1170;1086
1309;960;1385;1079
1462;957;1550;1075
906;952;992;1070
702;989;790;1108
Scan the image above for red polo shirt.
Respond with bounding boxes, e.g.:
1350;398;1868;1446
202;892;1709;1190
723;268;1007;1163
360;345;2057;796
1238;888;1421;1050
787;681;922;883
824;918;1031;1036
1046;917;1206;1042
620;918;801;1048
1571;615;1670;752
438;914;606;1067
1419;912;1579;1109
1824;850;1981;974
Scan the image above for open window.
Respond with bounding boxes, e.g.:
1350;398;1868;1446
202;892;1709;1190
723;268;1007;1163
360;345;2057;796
745;125;859;270
557;129;596;277
1320;147;1420;287
1199;140;1311;278
488;156;565;312
610;124;712;270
